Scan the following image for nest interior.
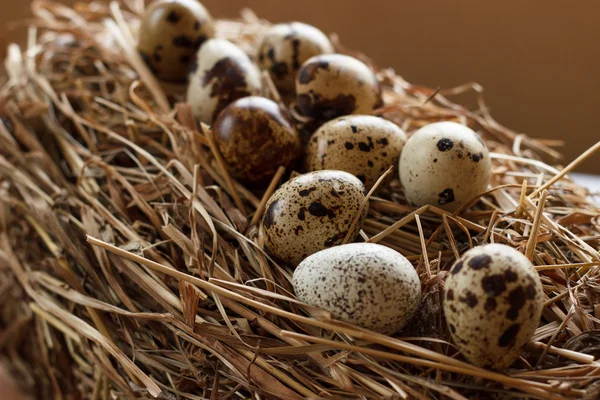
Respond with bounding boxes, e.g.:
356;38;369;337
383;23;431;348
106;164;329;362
2;1;600;399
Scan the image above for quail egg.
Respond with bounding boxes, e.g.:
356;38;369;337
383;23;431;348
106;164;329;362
213;96;301;183
138;0;215;81
306;115;406;190
399;121;491;211
443;244;543;369
262;170;367;265
187;39;262;124
296;54;383;122
258;22;334;94
293;243;421;334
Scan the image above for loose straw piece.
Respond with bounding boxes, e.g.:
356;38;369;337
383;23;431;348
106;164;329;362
249;166;285;228
368;205;430;244
343;166;393;244
530;141;600;198
528;341;595;365
201;123;248;216
525;190;548;260
536;262;600;271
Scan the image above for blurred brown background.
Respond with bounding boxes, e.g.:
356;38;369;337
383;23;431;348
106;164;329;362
2;0;599;172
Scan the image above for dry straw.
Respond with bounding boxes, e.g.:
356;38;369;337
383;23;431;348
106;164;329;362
1;1;600;399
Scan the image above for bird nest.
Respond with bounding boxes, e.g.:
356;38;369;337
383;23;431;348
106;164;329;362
2;1;600;399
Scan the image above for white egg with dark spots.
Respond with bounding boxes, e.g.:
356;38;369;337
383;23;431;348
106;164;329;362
187;39;262;124
258;22;333;94
262;170;367;265
305;115;407;190
296;54;383;122
293;243;421;334
443;244;543;369
138;0;215;81
399;121;491;211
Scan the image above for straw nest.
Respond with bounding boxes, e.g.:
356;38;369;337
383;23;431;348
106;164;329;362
2;1;600;399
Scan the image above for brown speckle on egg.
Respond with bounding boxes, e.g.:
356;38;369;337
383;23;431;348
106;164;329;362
436;138;454;151
481;274;507;296
469;254;492;270
305;115;406;190
443;244;543;369
498;324;521;347
262;199;281;228
296;54;382;123
138;0;215;81
213;96;301;184
262;170;367;265
460;291;478;307
484;297;497;312
292;243;421;334
166;11;180;24
438;188;455;205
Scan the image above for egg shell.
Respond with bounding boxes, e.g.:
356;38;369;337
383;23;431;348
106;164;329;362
138;0;215;81
258;22;334;94
305;115;406;190
186;39;262;124
293;243;421;334
262;170;367;265
296;54;383;122
213;96;301;183
399;121;492;211
443;244;544;369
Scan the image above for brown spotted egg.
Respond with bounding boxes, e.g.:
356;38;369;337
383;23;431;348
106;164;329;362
213;96;301;183
296;54;383;122
399;121;492;211
262;170;367;265
293;243;421;334
444;244;543;369
187;39;262;124
306;115;407;190
258;22;334;94
138;0;215;81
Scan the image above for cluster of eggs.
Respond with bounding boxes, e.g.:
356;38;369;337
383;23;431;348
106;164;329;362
138;0;543;369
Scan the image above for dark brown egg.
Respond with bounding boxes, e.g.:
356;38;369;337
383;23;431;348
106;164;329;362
258;22;333;94
213;96;301;183
296;54;383;122
138;0;214;81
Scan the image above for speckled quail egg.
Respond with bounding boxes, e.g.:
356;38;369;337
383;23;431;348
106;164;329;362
306;115;407;190
213;96;301;183
399;121;491;211
296;54;383;122
258;22;334;94
138;0;215;81
293;243;421;334
443;244;543;369
187;39;262;124
262;170;367;265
